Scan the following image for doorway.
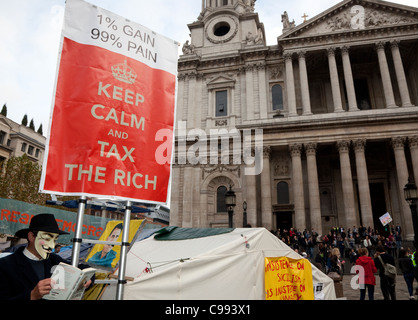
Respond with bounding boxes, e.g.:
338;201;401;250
369;183;387;234
275;211;293;231
354;79;372;110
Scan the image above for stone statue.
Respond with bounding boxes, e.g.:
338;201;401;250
182;40;195;55
281;11;296;30
245;28;263;45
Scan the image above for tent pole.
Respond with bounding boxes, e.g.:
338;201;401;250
116;200;132;300
71;196;87;267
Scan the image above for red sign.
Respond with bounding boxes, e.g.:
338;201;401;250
40;0;178;204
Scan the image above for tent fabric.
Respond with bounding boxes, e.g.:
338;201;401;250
103;227;336;300
154;226;235;241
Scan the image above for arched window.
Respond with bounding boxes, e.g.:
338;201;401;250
277;181;289;204
272;84;283;111
217;186;227;212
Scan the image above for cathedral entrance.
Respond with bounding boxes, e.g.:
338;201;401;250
275;211;293;232
369;183;388;234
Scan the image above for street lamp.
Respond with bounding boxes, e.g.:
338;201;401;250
225;186;236;228
403;177;418;249
243;201;248;227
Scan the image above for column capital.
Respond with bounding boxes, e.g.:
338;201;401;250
337;140;351;153
297;50;307;59
408;136;418;149
263;146;271;158
289;143;303;157
327;46;336;56
283;51;294;61
353;139;367;152
257;62;266;71
375;41;386;51
391;136;406;150
305;142;318;155
390;39;400;49
340;46;350;55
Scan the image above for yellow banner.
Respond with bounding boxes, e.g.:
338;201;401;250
265;257;314;300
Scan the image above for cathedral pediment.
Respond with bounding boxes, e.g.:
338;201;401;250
206;74;236;89
279;0;418;40
0;116;14;130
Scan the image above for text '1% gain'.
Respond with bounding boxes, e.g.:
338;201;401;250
97;15;118;31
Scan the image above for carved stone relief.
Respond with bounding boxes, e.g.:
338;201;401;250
325;7;417;32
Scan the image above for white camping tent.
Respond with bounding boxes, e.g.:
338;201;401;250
101;227;336;300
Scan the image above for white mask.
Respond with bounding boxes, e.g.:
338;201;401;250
34;231;59;259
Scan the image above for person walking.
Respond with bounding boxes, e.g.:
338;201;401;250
355;248;377;300
398;248;416;300
374;245;396;300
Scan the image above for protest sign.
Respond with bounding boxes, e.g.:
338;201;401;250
0;198;111;244
379;212;392;226
40;0;178;204
265;257;314;300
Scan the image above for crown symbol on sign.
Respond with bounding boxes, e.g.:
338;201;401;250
111;60;137;84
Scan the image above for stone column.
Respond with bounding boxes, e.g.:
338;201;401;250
391;137;414;240
284;51;298;116
176;74;186;122
390;40;413;107
353;139;374;228
298;51;312;115
290;144;306;230
245;64;255;120
409;136;418;188
169;166;181;226
327;47;344;113
261;146;273;230
187;72;197;129
305;142;322;235
337;140;358;228
258;63;268;119
376;42;397;108
182;166;193;227
341;46;359;112
246;148;258;227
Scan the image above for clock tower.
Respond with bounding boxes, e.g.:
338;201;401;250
183;0;266;57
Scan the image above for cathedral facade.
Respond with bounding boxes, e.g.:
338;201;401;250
170;0;418;240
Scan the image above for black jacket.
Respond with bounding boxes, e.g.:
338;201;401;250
374;253;396;277
0;246;92;300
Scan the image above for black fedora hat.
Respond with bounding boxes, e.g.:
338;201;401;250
15;213;70;238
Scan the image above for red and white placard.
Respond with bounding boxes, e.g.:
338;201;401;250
40;0;178;204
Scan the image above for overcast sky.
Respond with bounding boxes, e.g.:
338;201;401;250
0;0;416;134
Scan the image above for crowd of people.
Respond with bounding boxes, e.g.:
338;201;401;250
271;224;418;300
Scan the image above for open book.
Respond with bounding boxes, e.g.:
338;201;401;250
43;262;96;300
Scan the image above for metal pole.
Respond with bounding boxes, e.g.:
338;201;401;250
410;201;418;250
228;207;233;228
116;200;132;300
71;196;87;267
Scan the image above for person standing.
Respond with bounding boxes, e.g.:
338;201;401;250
355;248;377;300
374;245;396;300
398;248;416;300
413;250;418;296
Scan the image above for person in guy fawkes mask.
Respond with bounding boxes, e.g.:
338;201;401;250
0;213;94;300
